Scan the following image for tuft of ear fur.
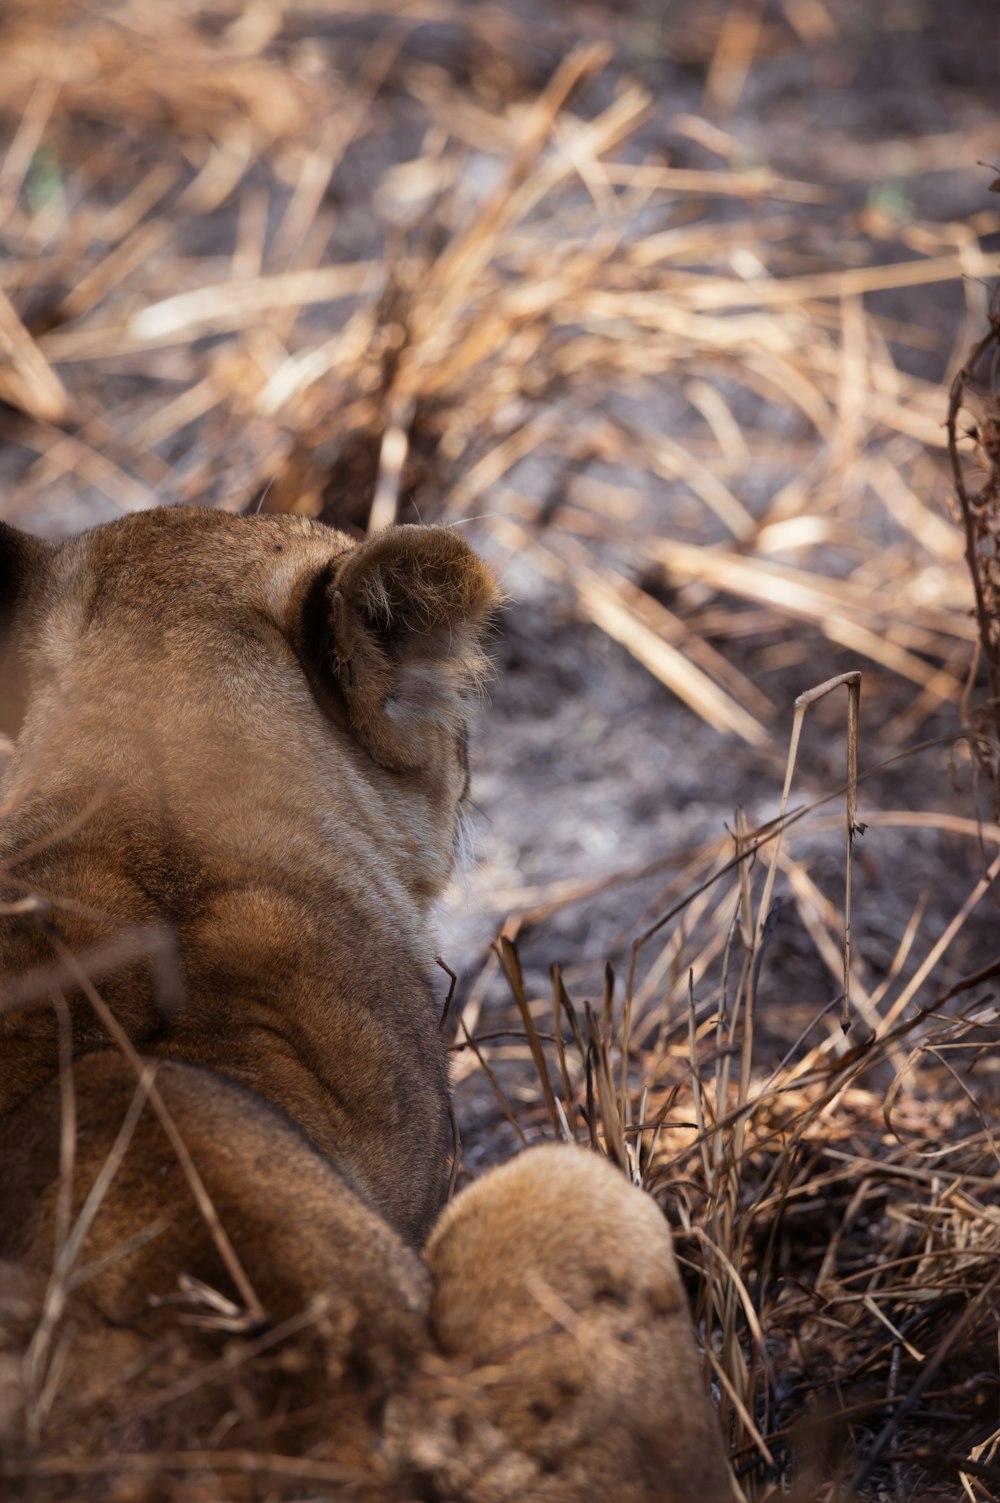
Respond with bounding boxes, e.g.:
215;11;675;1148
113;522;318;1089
0;522;52;739
327;526;502;772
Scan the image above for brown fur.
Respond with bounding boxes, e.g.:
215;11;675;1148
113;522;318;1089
0;506;737;1501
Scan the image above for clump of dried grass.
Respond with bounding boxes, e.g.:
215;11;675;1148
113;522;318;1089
0;1;989;745
459;676;1000;1502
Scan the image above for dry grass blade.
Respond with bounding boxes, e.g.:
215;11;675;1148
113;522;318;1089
851;1269;1000;1495
23;1063;157;1439
46;932;265;1324
584;1001;630;1175
496;935;561;1135
649;539;971;683
756;672;862;1036
436;955;458;1031
423;41;612;305
489;515;769;745
550;963;579;1142
2;1447;363;1487
458;1019;528;1148
0;287;71;424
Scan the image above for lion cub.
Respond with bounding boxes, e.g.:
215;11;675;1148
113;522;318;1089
0;507;736;1501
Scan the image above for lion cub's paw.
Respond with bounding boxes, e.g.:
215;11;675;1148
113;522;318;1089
392;1145;740;1503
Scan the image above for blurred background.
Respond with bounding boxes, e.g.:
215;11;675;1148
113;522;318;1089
2;3;1000;1496
2;0;996;1095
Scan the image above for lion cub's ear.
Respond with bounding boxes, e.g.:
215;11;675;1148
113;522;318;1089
1;521;52;738
326;525;501;772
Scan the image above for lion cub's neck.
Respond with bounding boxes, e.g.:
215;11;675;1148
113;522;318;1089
0;755;452;1239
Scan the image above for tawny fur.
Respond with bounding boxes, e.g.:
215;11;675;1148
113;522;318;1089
0;506;736;1501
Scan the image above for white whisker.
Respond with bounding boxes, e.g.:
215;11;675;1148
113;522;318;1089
254;475;278;515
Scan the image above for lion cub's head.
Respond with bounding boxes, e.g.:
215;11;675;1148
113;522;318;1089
0;507;501;906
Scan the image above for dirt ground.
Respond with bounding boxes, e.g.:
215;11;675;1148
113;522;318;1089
2;1;1000;1497
429;0;1000;1161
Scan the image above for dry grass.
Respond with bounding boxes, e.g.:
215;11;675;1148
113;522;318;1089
0;0;984;739
463;684;1000;1502
2;1;999;1500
